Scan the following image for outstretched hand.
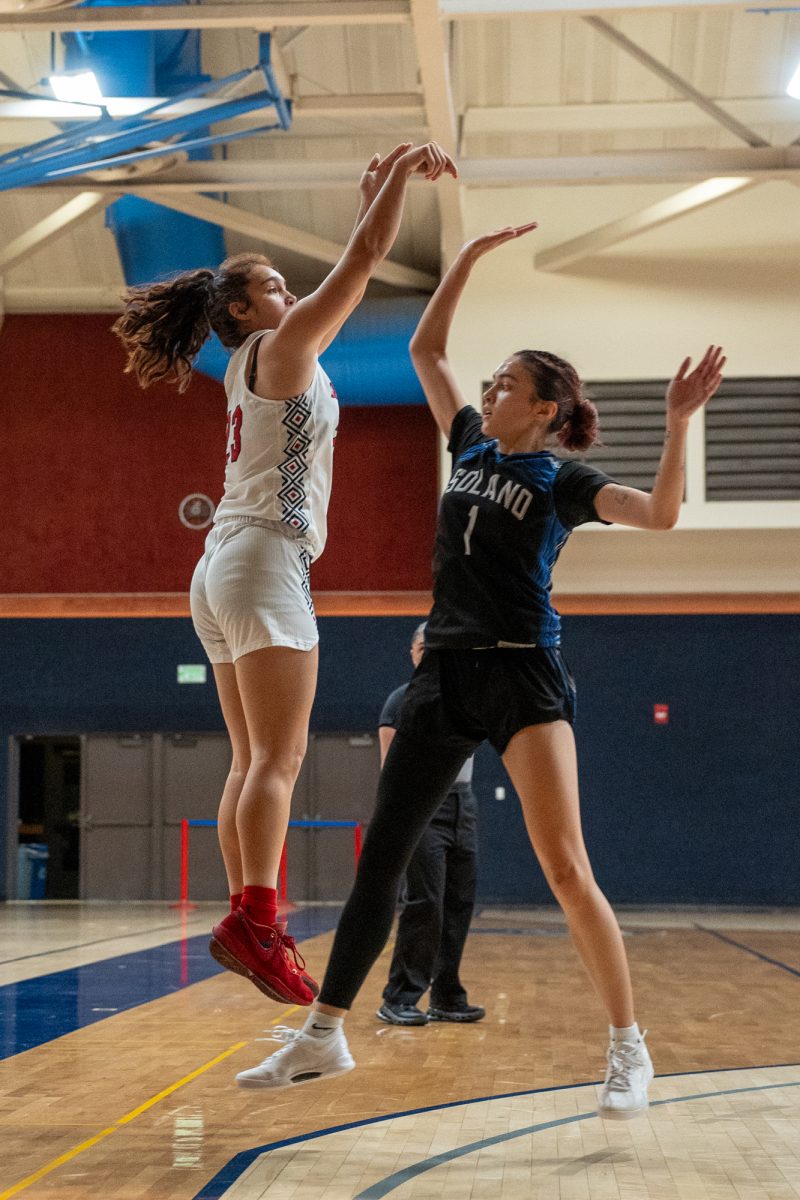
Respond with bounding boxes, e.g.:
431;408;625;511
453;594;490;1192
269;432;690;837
397;141;458;181
666;346;726;424
460;222;539;262
359;142;457;210
359;143;413;209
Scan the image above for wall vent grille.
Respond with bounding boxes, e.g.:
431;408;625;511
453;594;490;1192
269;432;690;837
704;377;800;501
578;380;668;490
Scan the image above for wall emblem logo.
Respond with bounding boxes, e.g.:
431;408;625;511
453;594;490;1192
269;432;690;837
179;494;215;530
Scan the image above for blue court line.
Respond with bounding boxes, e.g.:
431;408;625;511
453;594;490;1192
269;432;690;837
696;925;800;979
0;906;340;1061
191;1063;800;1200
353;1075;800;1199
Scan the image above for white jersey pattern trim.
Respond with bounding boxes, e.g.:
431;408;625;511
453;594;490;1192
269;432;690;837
297;546;316;623
278;393;314;536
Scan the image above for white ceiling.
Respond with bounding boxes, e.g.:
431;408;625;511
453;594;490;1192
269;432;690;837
1;1;799;310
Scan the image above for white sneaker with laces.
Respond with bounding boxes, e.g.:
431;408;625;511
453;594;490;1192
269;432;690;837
236;1024;355;1090
598;1031;654;1120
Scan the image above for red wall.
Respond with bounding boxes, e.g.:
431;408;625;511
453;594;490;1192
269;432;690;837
1;315;437;592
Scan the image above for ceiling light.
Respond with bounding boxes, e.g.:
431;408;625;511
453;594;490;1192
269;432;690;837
787;61;800;99
48;71;104;105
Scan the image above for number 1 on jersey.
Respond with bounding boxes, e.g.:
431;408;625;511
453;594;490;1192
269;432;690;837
463;505;479;556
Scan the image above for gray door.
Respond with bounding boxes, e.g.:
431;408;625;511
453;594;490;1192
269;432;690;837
162;733;231;903
304;734;380;901
80;734;154;899
78;731;382;903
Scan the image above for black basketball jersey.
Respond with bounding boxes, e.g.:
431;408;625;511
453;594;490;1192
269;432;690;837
425;406;615;649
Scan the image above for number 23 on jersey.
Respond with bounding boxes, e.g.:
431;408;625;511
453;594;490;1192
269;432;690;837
225;405;243;463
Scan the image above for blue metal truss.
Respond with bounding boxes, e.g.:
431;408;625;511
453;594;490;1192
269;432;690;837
0;33;291;192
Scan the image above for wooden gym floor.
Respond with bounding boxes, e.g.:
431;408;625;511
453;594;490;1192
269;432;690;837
1;903;798;1200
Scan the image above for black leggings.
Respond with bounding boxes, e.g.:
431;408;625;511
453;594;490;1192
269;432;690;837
318;733;472;1009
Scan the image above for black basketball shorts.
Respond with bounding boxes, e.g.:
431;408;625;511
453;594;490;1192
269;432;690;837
395;646;577;757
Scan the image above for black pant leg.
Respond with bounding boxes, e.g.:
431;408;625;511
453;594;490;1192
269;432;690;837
383;821;449;1006
318;734;471;1010
430;796;478;1008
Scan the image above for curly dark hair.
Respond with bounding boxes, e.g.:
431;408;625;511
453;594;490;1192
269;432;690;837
514;349;600;452
111;252;273;392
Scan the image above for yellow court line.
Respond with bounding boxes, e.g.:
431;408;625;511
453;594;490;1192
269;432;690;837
267;1005;301;1025
0;1040;247;1200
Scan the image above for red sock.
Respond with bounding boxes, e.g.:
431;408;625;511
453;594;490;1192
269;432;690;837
242;885;278;928
230;892;243;912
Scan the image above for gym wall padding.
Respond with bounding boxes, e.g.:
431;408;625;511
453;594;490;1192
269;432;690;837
1;614;797;905
1;314;438;593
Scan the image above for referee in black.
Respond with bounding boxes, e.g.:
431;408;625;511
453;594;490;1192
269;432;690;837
376;623;484;1026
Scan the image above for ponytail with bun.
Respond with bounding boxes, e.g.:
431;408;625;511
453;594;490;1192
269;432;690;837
556;393;599;453
112;252;273;392
514;349;599;453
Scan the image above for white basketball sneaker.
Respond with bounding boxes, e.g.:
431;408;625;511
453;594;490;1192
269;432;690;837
236;1025;355;1090
598;1031;654;1120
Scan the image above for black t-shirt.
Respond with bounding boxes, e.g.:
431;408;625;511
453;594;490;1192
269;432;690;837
425;406;614;649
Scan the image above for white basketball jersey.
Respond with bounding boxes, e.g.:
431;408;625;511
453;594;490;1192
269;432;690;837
213;330;339;561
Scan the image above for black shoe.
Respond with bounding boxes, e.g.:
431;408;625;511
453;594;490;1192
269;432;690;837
376;1001;429;1026
428;1001;486;1023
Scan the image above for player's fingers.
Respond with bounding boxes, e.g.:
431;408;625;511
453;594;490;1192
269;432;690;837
418;141;437;178
705;343;724;369
701;347;725;380
383;142;412;168
429;144;447;180
674;357;691;381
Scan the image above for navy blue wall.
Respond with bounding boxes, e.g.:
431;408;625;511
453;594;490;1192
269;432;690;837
2;614;798;905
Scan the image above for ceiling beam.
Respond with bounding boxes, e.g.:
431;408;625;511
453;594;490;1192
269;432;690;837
583;16;771;149
461;146;799;185
0;1;411;33
535;177;757;271
408;0;464;266
149;192;437;290
5;93;793;150
0;192;117;274
0;91;426;150
0;0;778;31
0;92;424;125
27;146;800;193
295;92;425;117
462;97;800;137
442;0;771;11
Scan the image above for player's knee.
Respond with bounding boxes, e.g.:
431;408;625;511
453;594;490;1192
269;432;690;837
252;743;306;784
544;856;593;903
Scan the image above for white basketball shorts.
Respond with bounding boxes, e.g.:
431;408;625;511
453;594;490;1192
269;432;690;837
190;518;318;663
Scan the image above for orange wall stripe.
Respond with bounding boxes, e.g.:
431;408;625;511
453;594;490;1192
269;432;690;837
1;593;800;618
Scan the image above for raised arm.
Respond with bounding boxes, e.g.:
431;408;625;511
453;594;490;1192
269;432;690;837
317;144;412;355
258;142;457;398
410;223;538;438
594;346;725;530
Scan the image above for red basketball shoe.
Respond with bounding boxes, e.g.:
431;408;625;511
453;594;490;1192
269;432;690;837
209;910;318;1005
